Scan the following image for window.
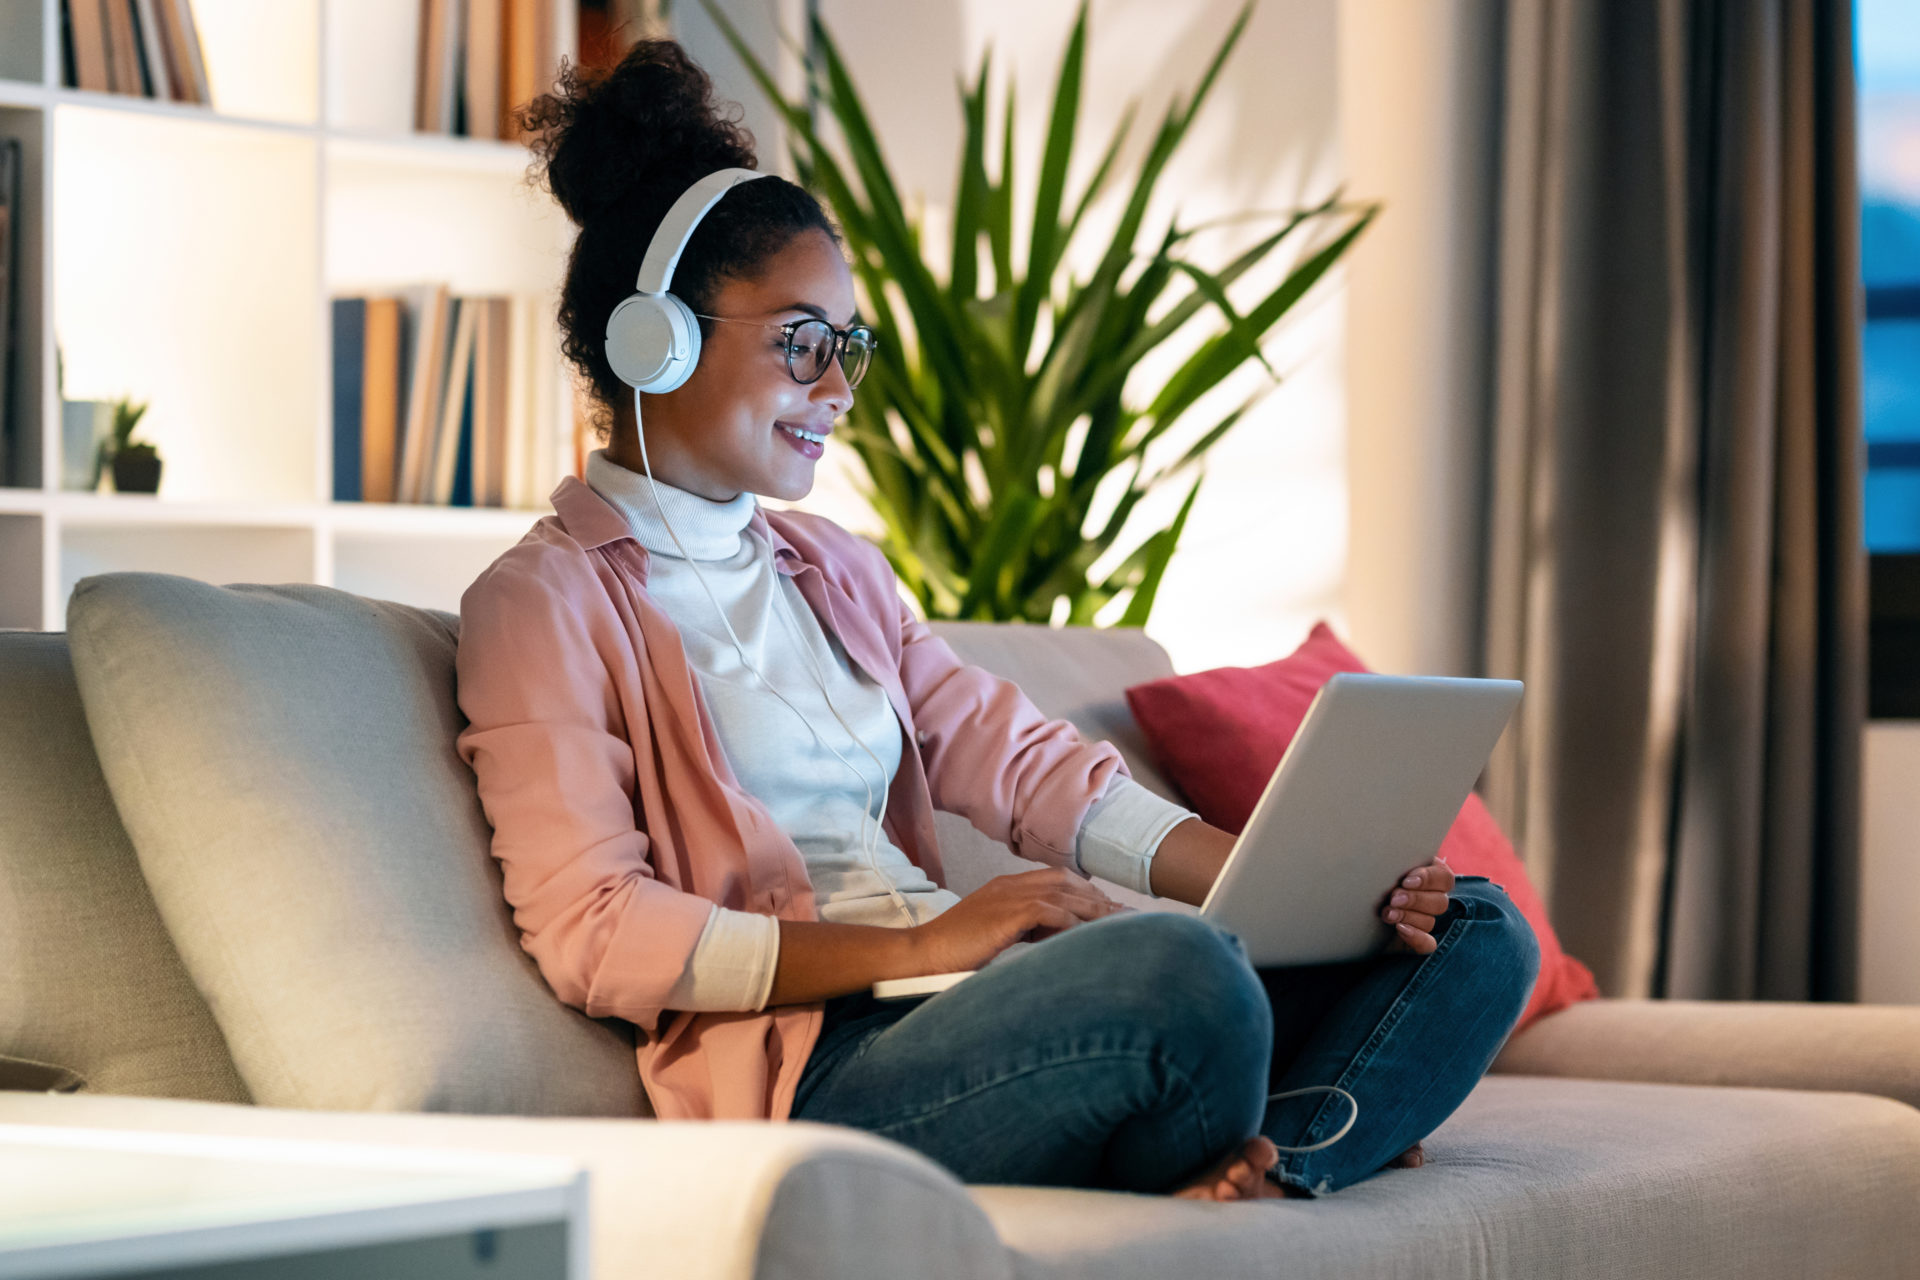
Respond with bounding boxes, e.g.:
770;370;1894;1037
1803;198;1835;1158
1859;0;1920;715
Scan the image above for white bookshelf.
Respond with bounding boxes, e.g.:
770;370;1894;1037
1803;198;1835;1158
0;0;581;629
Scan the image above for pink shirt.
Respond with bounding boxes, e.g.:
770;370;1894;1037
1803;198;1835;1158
455;476;1131;1121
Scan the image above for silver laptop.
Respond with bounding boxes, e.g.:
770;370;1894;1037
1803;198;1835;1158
1197;672;1521;967
872;672;1522;999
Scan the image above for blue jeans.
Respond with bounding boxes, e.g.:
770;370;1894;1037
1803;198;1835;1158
790;876;1541;1196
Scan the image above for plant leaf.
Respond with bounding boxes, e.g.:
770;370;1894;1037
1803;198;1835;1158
950;53;993;301
958;488;1041;618
1013;0;1087;363
1138;203;1378;451
1115;469;1203;627
1169;259;1280;381
987;77;1016;293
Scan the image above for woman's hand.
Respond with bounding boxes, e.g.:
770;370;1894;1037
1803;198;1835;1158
1380;858;1455;956
907;868;1123;975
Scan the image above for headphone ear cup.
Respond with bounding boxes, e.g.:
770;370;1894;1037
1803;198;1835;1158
605;292;702;394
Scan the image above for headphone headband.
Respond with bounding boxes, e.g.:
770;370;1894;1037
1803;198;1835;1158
605;166;767;394
635;167;766;296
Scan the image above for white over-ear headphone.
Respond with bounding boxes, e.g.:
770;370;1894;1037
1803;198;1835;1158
602;167;915;927
605;166;766;394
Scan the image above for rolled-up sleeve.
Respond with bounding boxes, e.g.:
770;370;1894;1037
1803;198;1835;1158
454;552;713;1033
664;904;781;1013
1076;774;1199;896
892;590;1128;869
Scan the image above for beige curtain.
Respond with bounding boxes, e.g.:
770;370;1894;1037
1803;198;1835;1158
1481;0;1866;1001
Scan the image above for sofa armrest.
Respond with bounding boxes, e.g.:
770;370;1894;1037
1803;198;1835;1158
0;1093;1011;1280
1490;997;1920;1110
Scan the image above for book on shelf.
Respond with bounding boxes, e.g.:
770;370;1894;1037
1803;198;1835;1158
415;0;572;140
102;0;141;95
62;0;210;105
448;341;476;507
361;297;403;504
416;0;459;136
474;296;511;506
333;288;568;509
331;298;366;503
428;297;477;504
0;139;17;489
395;282;452;503
465;0;505;142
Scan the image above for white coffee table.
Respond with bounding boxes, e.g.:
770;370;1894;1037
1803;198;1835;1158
0;1123;588;1280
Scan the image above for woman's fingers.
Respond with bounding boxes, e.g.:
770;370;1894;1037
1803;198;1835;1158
1385;859;1452;956
1394;922;1438;955
1041;871;1119;919
1388;890;1450;918
1385;859;1454;937
1032;903;1081;933
1001;870;1109;916
1405;859;1456;892
1381;897;1438;934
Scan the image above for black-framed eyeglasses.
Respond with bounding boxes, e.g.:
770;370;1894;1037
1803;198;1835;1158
693;313;877;389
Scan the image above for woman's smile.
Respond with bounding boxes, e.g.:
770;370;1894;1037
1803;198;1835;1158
776;420;830;459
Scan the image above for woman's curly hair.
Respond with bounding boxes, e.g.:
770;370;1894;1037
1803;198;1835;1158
519;40;839;438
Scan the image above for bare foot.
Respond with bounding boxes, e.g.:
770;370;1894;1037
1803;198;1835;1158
1172;1137;1286;1201
1172;1139;1425;1202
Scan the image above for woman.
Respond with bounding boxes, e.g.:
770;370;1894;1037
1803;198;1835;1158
455;39;1540;1202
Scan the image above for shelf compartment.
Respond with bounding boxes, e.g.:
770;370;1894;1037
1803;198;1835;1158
323;0;421;137
330;525;535;615
57;521;317;624
188;0;320;125
324;142;569;296
50;0;320;126
53;103;319;505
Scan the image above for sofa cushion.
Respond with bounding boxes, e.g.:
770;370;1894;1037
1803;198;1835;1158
0;630;249;1104
971;1074;1920;1279
1123;621;1599;1033
64;573;647;1116
1492;996;1920;1110
926;621;1193;912
0;1091;1015;1280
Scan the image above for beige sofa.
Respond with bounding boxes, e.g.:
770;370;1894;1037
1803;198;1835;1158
3;572;1918;1280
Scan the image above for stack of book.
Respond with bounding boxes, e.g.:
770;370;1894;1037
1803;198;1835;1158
416;0;567;141
0;139;18;488
61;0;211;104
331;288;569;509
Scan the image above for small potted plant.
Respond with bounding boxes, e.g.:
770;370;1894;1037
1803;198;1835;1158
99;398;162;494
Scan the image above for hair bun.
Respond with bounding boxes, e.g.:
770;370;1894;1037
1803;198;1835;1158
521;39;758;228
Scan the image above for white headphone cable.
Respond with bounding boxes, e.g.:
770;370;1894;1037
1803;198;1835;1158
756;543;915;924
1264;1085;1359;1154
632;389;915;927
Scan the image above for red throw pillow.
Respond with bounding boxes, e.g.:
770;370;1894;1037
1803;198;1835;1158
1124;621;1598;1036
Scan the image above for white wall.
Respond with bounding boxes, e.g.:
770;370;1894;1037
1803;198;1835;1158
689;0;1349;675
1862;723;1920;1005
1337;0;1500;678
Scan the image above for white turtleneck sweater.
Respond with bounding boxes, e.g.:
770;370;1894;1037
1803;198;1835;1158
584;449;1198;1013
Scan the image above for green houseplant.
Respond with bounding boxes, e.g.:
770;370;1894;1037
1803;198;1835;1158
101;397;162;493
706;1;1375;625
